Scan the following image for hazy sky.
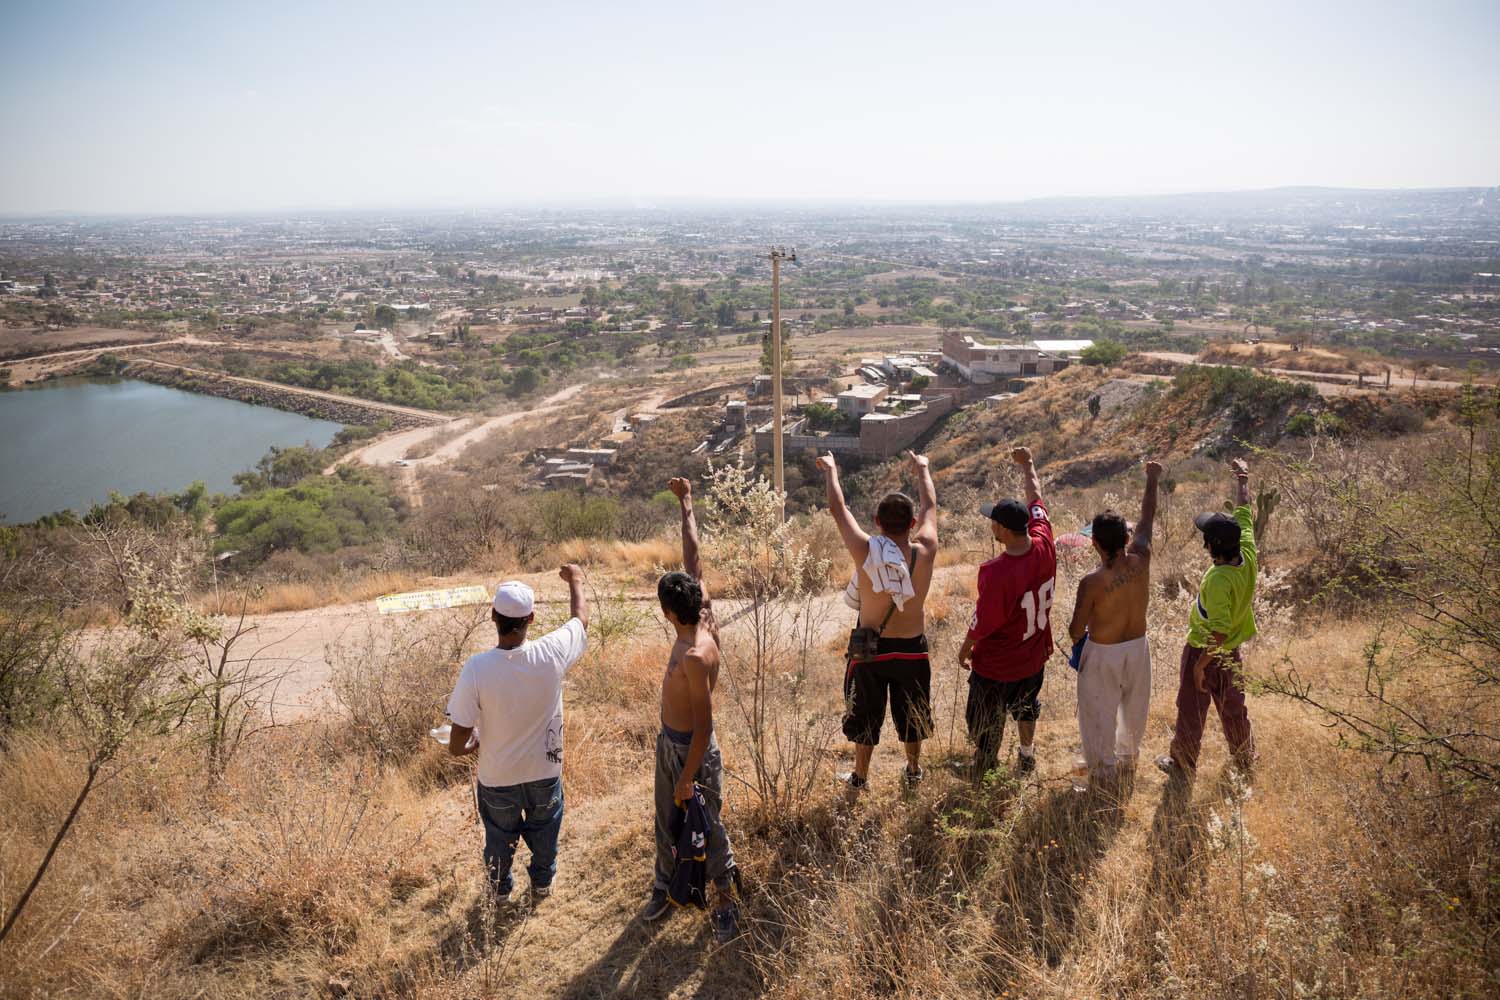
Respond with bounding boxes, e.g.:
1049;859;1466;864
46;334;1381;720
2;0;1497;213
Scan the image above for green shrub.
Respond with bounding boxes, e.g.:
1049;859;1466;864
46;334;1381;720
1285;413;1317;437
213;472;399;562
1173;365;1316;413
1079;339;1127;366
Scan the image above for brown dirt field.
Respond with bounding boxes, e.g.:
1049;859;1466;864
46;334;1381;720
0;325;167;360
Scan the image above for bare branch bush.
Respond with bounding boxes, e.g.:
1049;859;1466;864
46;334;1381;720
701;459;838;821
1258;386;1500;788
0;613;70;742
1;549;211;946
177;584;297;778
329;606;487;761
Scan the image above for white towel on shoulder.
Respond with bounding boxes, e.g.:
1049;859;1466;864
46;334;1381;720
843;535;917;613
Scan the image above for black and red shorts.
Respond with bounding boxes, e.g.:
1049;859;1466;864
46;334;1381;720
842;635;934;746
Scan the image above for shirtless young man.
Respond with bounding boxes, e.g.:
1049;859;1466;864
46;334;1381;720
1066;461;1161;779
819;449;938;790
639;476;739;943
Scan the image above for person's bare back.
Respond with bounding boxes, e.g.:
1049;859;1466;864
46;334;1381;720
852;537;935;639
822;449;939;640
1077;549;1151;644
1070;461;1161;647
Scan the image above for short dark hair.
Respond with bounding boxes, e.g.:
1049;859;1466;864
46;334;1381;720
1196;512;1243;562
875;492;916;535
1092;510;1128;557
1205;533;1240;562
493;609;530;636
657;571;703;625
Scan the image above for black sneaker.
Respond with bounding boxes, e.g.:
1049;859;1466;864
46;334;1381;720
712;902;741;943
530;880;554;901
1016;750;1036;776
640;887;671;922
838;771;868;791
901;766;924;788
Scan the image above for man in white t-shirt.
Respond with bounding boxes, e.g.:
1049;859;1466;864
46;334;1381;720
446;565;588;903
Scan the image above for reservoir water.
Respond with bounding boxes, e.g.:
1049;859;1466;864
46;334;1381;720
0;377;343;523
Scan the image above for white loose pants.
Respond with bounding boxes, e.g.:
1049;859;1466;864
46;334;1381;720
1076;635;1152;773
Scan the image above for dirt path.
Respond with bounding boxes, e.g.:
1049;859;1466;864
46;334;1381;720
8;336;222;383
415;577;1263;1000
422;382;591;466
1139;351;1469;395
608;389;670;434
128;359;449;422
377;331;409;361
334;381;594;472
241;570;871;721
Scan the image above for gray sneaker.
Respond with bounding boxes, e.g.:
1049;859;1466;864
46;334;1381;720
712;902;741;943
640;887;671;922
1155;753;1189;779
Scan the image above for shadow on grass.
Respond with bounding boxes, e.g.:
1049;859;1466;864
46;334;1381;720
1137;767;1235;935
987;771;1133;969
558;911;710;1000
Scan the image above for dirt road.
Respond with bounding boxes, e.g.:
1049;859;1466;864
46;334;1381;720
8;336;222;383
132;359;449;422
336;381;593;471
1139;351;1468;396
240;568;878;721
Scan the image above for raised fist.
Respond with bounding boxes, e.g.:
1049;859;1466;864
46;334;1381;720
816;453;837;474
667;477;691;501
1145;460;1163;479
1011;445;1033;466
1230;458;1249;477
559;563;585;584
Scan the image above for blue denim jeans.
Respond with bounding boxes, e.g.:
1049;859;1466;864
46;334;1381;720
476;776;564;896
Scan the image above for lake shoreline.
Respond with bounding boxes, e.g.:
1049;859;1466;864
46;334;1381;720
0;377;348;524
4;349;440;431
120;361;429;429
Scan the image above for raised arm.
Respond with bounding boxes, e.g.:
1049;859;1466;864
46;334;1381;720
560;562;588;628
1012;445;1041;506
817;453;870;561
667;477;703;582
1230;458;1250;508
905;450;938;546
1129;461;1161;556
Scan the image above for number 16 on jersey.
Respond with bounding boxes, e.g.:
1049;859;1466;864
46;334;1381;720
1020;579;1055;640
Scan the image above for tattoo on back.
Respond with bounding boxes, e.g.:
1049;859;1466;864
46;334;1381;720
1101;561;1144;596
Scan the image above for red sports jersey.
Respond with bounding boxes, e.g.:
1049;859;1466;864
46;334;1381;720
968;500;1057;682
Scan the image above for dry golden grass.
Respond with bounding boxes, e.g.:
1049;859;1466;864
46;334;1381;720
210;570;430;615
3;527;1495;999
551;537;680;577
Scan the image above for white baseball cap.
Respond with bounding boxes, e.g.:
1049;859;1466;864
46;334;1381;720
492;581;535;618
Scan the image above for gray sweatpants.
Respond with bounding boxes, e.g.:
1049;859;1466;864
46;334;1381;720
653;728;736;891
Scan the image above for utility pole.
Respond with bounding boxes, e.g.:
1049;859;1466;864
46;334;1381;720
767;246;796;512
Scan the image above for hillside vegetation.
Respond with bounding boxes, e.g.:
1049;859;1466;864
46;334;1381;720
1;372;1496;999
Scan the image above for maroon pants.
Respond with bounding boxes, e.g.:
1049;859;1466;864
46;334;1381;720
1168;642;1256;771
